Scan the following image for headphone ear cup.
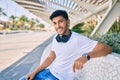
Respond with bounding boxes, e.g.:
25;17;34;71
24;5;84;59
56;35;61;42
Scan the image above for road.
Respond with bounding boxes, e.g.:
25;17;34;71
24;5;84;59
0;31;55;71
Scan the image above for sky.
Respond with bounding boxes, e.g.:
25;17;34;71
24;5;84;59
0;0;49;26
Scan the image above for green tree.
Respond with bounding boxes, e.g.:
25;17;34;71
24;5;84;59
38;23;45;28
19;15;28;22
9;15;18;30
18;15;28;29
0;7;7;29
72;22;85;33
27;19;35;29
0;7;7;16
108;18;120;33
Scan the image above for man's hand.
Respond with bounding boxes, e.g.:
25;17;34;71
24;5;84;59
26;71;36;80
73;56;88;72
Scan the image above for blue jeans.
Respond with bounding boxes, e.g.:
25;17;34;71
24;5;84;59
19;69;58;80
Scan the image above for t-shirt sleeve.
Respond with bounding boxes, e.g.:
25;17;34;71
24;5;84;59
78;35;98;52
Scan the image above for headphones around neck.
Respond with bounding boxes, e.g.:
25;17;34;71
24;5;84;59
56;31;72;43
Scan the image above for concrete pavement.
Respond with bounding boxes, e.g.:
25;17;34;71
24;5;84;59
0;31;55;80
0;31;55;72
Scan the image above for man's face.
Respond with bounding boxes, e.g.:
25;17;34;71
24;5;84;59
52;16;70;35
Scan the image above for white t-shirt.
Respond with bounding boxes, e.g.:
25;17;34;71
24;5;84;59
49;32;98;80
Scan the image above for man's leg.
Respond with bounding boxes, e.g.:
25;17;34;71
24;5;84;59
19;69;58;80
34;69;58;80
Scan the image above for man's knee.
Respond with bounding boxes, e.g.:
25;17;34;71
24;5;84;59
19;76;26;80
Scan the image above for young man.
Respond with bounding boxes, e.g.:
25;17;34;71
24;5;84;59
20;10;112;80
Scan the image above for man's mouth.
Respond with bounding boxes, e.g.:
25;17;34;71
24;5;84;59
58;28;63;33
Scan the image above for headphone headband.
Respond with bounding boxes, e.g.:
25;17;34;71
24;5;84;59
56;31;72;43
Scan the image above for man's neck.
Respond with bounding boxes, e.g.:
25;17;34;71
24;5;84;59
63;29;71;36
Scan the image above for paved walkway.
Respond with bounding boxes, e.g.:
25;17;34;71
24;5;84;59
0;31;54;80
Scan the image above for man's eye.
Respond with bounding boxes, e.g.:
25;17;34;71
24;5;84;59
59;20;63;23
53;23;56;25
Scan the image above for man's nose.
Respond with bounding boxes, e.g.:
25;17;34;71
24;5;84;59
56;23;60;28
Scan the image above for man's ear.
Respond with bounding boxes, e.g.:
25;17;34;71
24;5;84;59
67;19;70;25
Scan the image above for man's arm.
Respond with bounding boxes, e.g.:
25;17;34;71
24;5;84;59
89;42;112;58
73;42;112;72
27;51;56;80
34;51;56;73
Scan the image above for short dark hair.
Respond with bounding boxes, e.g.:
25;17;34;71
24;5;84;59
49;10;68;20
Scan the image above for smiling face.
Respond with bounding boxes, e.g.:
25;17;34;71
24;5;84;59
52;16;70;36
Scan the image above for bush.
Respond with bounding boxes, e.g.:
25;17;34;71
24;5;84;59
83;25;94;36
92;32;120;54
108;19;120;33
72;22;85;34
38;23;45;28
